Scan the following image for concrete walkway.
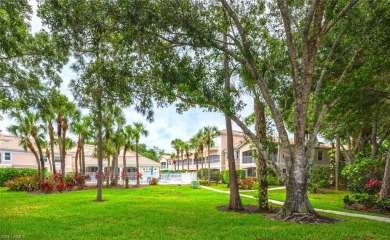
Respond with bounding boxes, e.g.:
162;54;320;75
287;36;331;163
200;186;390;223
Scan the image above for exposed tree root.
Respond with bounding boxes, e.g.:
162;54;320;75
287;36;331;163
267;213;343;224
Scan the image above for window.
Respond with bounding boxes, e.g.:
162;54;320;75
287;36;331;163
4;152;11;161
205;155;220;163
161;162;167;169
242;151;255;164
317;151;323;161
43;155;48;162
54;156;61;162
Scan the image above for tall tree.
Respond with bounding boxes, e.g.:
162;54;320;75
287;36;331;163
122;125;135;188
7;111;46;184
38;0;155;201
171;138;184;172
133;122;148;186
202;126;220;181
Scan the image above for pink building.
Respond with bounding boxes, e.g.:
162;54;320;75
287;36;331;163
0;134;72;171
159;129;332;176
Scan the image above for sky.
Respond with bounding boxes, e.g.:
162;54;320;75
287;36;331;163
0;2;253;153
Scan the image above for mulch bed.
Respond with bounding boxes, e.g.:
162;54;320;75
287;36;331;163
344;203;390;215
266;213;343;224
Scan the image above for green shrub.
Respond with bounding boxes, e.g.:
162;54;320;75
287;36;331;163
342;157;385;193
223;170;246;184
0;168;38;186
343;193;390;212
211;171;222;182
309;167;332;191
5;175;39;192
197;169;221;180
199;180;208;186
266;175;280;186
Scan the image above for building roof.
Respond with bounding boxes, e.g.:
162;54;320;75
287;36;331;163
71;144;160;167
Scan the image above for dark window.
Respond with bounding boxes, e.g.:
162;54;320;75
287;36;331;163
318;151;323;161
54;156;61;162
4;152;11;161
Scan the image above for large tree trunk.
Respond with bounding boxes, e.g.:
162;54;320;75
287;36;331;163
81;141;86;174
379;150;390;200
226;117;243;211
61;118;68;183
123;146;128;188
254;98;269;210
46;148;53;174
113;148;120;185
28;143;41;182
280;150;316;217
335;135;340;191
106;154;111;188
223;29;243;210
49;122;56;173
56;114;62;176
37;145;45;185
75;144;80;173
96;100;103;202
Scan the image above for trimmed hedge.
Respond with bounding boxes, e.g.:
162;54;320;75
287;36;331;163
0;168;38;186
223;169;246;184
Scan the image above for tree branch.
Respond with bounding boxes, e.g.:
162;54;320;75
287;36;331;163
323;0;361;35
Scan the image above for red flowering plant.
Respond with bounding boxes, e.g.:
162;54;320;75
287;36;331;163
136;173;143;180
95;171;107;183
56;181;65;193
74;173;88;189
65;174;76;190
365;178;382;195
240;177;256;190
52;172;62;182
40;178;54;193
121;171;127;181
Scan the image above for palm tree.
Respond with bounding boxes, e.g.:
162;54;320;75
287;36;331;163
194;130;205;179
169;152;176;171
8;111;46;183
122;125;134;188
183;142;191;171
133;122;148;186
171;138;184;172
190;136;200;172
203;126;220;181
71;116;93;174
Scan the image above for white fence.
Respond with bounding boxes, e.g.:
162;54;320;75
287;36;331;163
85;172;197;185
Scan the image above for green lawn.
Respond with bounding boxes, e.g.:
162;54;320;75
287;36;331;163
206;183;280;191
207;184;389;217
1;186;389;240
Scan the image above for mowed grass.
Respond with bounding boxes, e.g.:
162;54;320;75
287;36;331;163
207;183;280;191
0;186;389;240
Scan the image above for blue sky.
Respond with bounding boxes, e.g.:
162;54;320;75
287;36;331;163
0;2;253;152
